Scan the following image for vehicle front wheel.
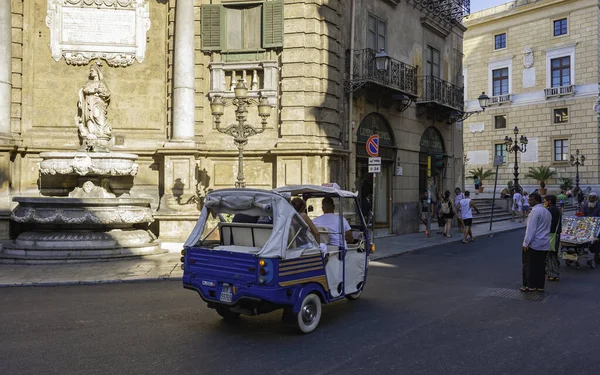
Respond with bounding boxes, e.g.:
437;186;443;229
295;293;322;334
216;306;240;320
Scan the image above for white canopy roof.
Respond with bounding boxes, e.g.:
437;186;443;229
273;184;357;198
184;188;319;258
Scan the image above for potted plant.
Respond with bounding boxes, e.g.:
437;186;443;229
525;166;556;195
467;167;495;193
559;177;573;192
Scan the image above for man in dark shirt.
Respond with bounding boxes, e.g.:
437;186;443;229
582;192;600;217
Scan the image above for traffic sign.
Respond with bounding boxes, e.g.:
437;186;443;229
366;134;379;157
368;157;381;165
493;155;504;166
368;165;381;173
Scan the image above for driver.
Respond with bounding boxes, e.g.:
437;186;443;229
312;197;354;247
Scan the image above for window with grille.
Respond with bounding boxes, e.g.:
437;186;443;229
551;57;570;87
495;144;506;163
554;139;569;161
554;18;567;36
492;68;509;96
494;33;506;49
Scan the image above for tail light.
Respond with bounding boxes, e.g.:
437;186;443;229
258;258;274;284
180;249;186;256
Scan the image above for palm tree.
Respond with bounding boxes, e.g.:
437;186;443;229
525;166;556;193
467;167;495;185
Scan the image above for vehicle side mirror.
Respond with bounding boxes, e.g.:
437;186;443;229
308;205;314;212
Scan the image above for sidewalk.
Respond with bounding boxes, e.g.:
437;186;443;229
0;220;526;287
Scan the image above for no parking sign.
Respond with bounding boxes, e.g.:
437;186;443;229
366;134;379;157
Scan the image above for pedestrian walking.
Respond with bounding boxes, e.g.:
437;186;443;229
511;189;523;222
454;187;465;233
521;192;551;293
473;176;480;195
440;190;454;238
459;190;480;244
544;195;562;282
522;191;531;221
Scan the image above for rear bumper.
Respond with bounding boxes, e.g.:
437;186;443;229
183;281;297;315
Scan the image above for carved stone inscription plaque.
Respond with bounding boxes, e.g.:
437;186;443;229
61;7;136;45
46;0;151;67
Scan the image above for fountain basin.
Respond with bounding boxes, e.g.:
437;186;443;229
39;152;139;176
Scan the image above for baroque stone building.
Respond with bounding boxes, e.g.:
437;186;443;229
0;0;468;242
463;0;600;193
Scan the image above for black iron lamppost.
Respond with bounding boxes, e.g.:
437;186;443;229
570;149;585;211
504;126;528;194
210;80;272;188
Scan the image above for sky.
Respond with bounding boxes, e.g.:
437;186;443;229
471;0;513;13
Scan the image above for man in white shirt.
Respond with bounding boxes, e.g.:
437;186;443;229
521;192;551;293
313;197;353;247
459;190;480;243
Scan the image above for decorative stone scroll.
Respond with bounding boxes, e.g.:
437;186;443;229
46;0;151;67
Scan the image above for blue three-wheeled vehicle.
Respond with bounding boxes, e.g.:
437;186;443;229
181;184;372;333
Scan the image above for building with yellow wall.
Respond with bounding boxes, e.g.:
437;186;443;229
463;0;599;194
0;0;469;244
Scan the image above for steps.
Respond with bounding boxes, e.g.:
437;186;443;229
470;198;577;224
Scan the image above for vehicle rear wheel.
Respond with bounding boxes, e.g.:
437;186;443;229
345;289;362;301
295;293;322;334
216;306;240;320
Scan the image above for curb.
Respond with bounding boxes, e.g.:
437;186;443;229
0;275;182;288
0;226;525;288
371;225;525;262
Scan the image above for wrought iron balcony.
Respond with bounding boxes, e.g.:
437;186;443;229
345;48;418;98
417;75;464;112
403;0;470;28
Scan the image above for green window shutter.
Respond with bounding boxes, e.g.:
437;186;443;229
201;5;222;51
262;0;284;48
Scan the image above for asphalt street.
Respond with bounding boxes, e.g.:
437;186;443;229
2;229;600;375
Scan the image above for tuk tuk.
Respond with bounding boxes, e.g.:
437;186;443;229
181;184;372;333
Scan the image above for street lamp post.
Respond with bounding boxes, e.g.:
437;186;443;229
570;149;585;211
504;126;528;194
210;80;272;188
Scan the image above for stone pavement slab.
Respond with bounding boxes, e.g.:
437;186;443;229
0;221;526;287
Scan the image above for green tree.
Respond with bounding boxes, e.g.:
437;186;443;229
467;167;495;185
525;166;556;188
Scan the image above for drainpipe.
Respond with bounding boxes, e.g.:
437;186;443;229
347;0;356;190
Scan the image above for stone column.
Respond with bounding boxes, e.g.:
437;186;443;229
171;0;196;141
0;2;11;134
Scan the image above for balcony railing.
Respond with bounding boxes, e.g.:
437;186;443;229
417;75;464;111
544;85;574;99
489;94;512;105
346;48;418;97
407;0;470;27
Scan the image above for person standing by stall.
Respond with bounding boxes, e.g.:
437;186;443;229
582;192;600;263
521;193;551;293
544;195;562;282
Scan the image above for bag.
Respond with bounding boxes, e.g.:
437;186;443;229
441;200;450;214
549;232;558;252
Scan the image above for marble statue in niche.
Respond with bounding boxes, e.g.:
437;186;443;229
75;61;112;152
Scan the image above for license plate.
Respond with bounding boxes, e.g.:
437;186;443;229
220;285;232;302
562;253;578;261
219;292;232;302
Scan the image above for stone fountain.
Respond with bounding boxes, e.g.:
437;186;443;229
1;62;163;263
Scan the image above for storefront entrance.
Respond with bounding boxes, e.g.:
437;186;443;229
356;113;396;227
419;126;446;196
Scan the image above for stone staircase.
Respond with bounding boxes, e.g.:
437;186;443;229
471;198;577;224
